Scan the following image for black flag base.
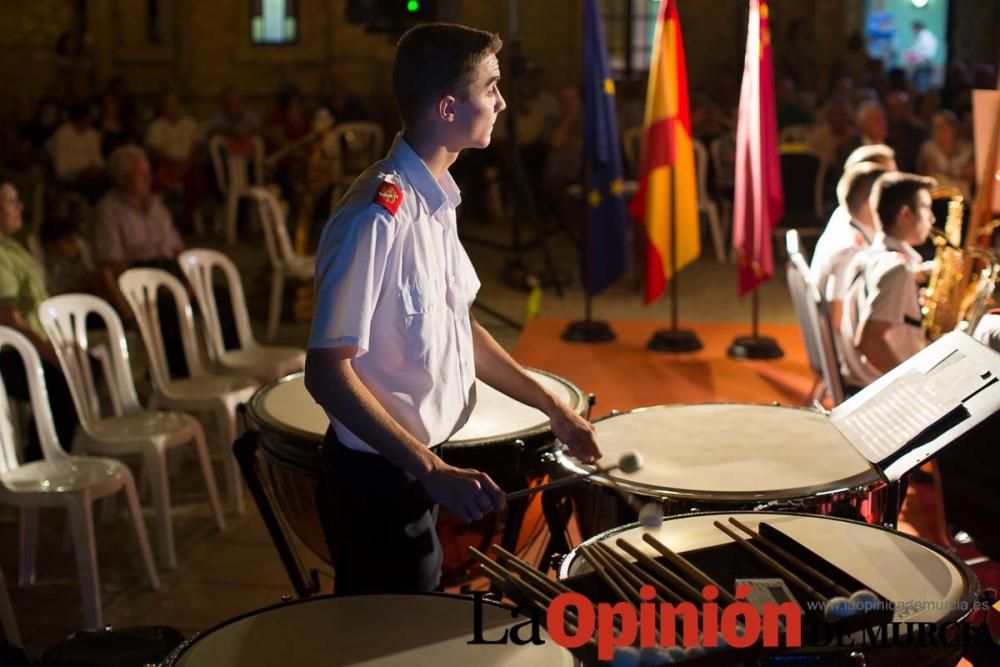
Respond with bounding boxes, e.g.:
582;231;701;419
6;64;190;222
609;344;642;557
561;319;616;343
647;328;703;353
727;335;784;360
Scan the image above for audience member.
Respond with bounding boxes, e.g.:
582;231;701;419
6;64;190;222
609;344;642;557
0;179;78;456
919;110;973;197
145;92;208;231
46;103;106;199
885;91;927;172
207;86;261;157
837;100;887;167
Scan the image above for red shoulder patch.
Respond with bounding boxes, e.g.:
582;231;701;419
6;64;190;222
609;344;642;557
373;180;403;216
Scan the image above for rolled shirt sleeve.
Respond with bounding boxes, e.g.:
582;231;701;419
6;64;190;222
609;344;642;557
308;206;395;355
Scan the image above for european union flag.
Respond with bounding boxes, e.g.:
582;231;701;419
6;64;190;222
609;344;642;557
582;0;629;295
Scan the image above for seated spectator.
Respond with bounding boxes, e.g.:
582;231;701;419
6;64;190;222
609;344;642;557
265;85;312;198
47;103;107;200
809;98;857;170
919;110;973;197
885;91;927;172
0;178;78;457
207;86;261;157
836;100;888;168
776;77;812;129
146;91;208;232
98;92;137;158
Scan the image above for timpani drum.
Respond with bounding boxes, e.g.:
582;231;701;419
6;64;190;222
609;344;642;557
161;593;575;666
556;404;888;537
246;369;586;583
560;512;981;667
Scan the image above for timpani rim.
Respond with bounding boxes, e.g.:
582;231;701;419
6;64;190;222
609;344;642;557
554;403;884;503
245;368;588;450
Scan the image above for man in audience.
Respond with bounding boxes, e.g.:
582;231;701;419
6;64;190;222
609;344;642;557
809;162;886;329
146;91;208;232
47;103;106;200
840;172;935;388
836;101;888;168
885;91;927;172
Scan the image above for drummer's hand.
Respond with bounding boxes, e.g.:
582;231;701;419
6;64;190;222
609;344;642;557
548;403;601;464
420;463;506;523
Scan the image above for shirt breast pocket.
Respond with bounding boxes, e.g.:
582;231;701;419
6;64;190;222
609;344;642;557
400;280;441;367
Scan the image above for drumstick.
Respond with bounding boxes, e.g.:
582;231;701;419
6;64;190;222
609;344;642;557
640;533;739;605
506;450;643;500
727;518;853;598
614;539;710;607
490;545;573;598
580;545;633;604
712;520;828;603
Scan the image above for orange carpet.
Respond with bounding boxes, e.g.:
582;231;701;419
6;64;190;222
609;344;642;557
512;318;816;417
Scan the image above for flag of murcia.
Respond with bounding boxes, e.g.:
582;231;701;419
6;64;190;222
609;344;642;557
374;179;403;215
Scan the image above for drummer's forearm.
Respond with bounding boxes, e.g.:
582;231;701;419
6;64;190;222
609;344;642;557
304;348;441;479
470;320;560;416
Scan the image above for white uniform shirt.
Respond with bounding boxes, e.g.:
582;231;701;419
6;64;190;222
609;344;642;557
839;232;924;387
973;314;1000;353
809;205;874;303
309;135;480;454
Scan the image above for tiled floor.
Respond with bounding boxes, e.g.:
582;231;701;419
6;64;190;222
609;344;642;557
0;213;810;656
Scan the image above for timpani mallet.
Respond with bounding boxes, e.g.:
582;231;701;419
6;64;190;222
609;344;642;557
506;450;644;500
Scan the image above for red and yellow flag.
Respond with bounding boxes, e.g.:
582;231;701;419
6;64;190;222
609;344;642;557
628;0;700;305
733;0;784;296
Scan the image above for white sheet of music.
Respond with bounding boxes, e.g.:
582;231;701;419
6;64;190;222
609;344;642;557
831;332;1000;481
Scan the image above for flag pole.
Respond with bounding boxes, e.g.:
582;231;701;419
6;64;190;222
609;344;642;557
727;286;783;358
647;164;702;352
562;165;615;343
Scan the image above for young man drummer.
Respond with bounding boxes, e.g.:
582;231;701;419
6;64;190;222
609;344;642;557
305;23;600;594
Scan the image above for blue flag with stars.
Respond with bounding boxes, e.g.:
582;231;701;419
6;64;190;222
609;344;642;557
582;0;629;296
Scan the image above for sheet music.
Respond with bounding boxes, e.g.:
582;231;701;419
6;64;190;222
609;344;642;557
832;337;997;470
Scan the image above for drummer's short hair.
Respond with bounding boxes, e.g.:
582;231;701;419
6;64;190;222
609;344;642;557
393;23;502;128
837;162;887;213
871;172;937;233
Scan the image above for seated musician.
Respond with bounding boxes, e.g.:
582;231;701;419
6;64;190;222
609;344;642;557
809;162;886;328
840;172;937;388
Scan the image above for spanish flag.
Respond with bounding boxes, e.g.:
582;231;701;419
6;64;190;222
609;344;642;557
628;0;700;305
733;0;784;297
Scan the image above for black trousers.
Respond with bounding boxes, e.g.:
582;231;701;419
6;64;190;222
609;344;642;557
0;349;78;459
319;428;443;595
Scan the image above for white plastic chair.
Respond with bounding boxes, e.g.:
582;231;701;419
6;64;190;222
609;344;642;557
0;326;159;628
693;139;727;263
118;268;259;514
246;187;315;341
785;230;845;406
208;134;266;245
38;294;226;569
177;249;306;383
324;122;384;208
0;562;17;645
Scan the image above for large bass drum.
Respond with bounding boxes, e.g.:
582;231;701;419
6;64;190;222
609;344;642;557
555;404;887;537
246;369;586;584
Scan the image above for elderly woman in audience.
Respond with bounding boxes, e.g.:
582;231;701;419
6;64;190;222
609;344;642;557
919;110;973;197
0;178;78;457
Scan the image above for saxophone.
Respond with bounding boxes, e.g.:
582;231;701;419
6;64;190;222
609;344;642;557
921;187;1000;340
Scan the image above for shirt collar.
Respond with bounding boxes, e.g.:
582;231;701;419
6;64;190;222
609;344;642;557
872;231;922;262
388;134;462;218
848;217;874;244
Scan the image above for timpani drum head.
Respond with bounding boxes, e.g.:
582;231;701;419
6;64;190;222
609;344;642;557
558;404;880;502
560;512;978;631
250;369;585;447
163;594;575;666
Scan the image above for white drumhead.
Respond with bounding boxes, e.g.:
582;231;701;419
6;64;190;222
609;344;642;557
567;404;878;498
256;370;583;444
563;513;971;625
169;594;574;666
